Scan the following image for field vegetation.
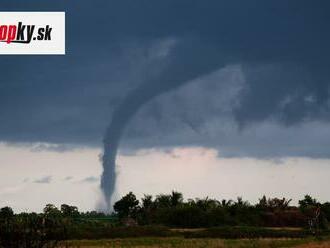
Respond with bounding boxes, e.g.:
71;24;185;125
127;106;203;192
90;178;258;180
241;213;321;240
1;192;330;247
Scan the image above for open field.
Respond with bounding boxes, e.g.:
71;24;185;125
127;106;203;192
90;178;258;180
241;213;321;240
61;237;330;248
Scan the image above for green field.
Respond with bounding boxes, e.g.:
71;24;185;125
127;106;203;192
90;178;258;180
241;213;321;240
61;237;330;248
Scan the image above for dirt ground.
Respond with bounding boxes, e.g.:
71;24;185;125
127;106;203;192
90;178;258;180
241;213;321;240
294;240;330;248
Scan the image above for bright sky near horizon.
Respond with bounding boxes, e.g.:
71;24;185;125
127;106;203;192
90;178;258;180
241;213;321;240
1;143;329;213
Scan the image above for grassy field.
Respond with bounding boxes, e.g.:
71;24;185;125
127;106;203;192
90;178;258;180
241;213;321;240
60;236;330;248
58;226;330;247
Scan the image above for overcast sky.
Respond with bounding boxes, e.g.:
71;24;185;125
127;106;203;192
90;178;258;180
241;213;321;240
1;1;330;212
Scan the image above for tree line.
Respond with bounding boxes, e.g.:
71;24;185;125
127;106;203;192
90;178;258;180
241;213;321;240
1;192;330;247
113;192;330;229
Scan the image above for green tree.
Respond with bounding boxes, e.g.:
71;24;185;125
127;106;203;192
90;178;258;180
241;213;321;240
170;191;183;207
114;192;139;218
60;204;79;217
257;196;292;211
0;206;14;219
155;194;172;208
321;202;330;221
221;199;233;207
44;204;61;217
299;195;319;209
141;194;153;209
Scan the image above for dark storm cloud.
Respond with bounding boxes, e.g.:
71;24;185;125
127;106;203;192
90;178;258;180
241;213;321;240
1;1;330;157
122;66;330;158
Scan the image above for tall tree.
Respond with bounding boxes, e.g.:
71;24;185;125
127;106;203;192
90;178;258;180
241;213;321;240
114;192;139;218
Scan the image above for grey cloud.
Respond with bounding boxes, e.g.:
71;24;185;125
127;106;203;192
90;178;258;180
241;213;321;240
233;63;330;127
29;143;76;153
63;176;73;181
33;176;52;184
120;65;330;159
81;176;99;183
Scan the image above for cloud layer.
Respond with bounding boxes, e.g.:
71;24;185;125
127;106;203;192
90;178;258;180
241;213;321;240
1;1;330;158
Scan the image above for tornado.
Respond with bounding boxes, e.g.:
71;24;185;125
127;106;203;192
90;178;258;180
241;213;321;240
101;40;224;210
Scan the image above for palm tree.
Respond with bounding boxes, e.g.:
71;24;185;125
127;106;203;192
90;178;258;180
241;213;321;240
170;191;183;207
